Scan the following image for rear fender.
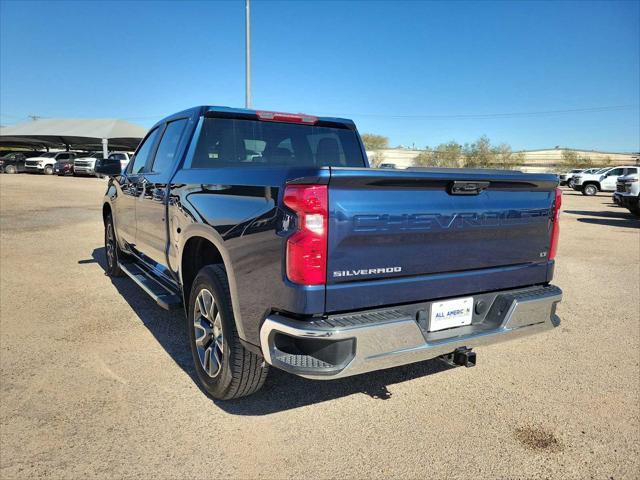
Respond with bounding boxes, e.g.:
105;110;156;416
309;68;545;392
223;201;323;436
177;224;246;341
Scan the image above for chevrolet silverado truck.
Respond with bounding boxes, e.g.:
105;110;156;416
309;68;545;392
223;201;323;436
25;151;81;175
614;173;640;216
572;165;639;196
97;106;563;400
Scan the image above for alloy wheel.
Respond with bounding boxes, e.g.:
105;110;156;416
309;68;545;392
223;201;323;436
193;288;224;378
105;222;116;268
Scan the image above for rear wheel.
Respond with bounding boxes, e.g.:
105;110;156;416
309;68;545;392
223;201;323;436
104;214;124;277
44;165;53;175
188;265;268;400
568;179;575;189
582;184;598;196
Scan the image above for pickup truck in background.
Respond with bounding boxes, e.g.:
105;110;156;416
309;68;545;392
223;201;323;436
75;152;133;176
73;152;105;176
572;165;639;196
97;106;563;400
25;151;81;175
559;167;599;188
0;151;45;174
614;173;640;216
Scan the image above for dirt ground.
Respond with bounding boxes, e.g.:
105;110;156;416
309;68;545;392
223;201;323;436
1;174;638;479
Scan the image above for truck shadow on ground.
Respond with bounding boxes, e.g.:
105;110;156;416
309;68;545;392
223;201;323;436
564;209;639;229
83;247;455;415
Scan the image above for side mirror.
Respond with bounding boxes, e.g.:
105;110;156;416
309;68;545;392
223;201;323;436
95;159;122;176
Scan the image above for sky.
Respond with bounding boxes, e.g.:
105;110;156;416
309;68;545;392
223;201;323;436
1;0;638;152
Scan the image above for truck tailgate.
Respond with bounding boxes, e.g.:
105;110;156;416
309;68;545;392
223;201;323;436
325;168;558;312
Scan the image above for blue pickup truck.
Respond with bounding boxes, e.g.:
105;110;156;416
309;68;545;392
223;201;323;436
98;106;563;400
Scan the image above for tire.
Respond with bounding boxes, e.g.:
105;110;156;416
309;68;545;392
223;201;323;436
583;184;598;196
568;179;575;189
188;265;268;400
44;165;53;175
5;165;16;174
104;214;124;277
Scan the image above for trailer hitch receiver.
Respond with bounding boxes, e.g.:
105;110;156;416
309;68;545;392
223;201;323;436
440;347;476;368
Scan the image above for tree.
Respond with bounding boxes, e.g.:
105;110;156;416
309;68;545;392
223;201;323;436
494;144;520;170
432;141;463;167
561;150;579;168
370;150;386;167
463;135;496;168
561;149;592;169
579;155;593;167
413;151;433;167
361;133;389;151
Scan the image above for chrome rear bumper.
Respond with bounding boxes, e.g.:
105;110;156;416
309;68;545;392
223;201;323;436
260;285;562;379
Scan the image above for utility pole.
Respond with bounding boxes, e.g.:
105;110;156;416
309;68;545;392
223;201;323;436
245;0;252;109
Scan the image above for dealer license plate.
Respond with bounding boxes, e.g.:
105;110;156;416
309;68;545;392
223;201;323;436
429;297;474;332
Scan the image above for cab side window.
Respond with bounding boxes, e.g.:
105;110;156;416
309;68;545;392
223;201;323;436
129;128;160;174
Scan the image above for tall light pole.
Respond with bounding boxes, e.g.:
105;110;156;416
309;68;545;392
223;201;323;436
245;0;252;109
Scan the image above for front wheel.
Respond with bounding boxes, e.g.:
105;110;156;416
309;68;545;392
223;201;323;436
582;184;598;196
188;265;268;400
568;179;575;189
4;165;16;174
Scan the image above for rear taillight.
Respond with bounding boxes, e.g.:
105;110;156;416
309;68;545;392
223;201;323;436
549;187;562;260
283;185;328;285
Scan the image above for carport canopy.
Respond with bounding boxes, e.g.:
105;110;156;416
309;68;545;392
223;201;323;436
0;118;148;157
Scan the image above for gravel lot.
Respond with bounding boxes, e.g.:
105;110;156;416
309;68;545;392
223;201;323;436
1;174;638;479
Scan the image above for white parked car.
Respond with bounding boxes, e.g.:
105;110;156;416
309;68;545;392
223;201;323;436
571;165;639;196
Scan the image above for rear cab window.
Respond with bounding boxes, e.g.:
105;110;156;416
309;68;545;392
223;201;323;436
187;117;365;169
